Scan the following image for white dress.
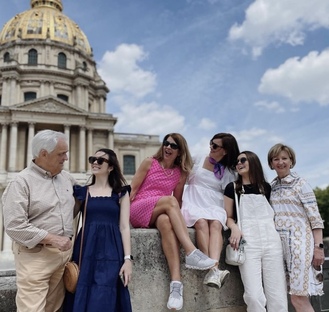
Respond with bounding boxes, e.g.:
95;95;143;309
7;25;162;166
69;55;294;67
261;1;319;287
181;155;236;228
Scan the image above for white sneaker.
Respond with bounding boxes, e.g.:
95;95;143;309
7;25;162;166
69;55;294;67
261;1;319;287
203;268;230;288
185;249;217;270
167;281;183;310
219;269;230;286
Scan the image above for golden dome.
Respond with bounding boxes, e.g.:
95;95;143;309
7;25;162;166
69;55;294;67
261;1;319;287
0;0;92;55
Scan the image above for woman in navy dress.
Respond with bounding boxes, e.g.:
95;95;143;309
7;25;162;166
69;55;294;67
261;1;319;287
63;148;132;312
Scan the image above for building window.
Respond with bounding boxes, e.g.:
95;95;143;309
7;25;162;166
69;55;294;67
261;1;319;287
4;52;10;62
57;94;69;102
123;155;136;175
24;92;37;101
58;52;67;69
0;95;2;105
82;61;87;71
28;49;38;65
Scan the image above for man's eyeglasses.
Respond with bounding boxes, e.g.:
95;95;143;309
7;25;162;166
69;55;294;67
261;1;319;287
163;140;179;150
210;141;223;150
235;157;248;166
88;156;109;165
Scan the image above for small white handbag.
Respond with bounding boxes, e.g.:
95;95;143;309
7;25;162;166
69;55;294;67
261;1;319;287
225;183;246;266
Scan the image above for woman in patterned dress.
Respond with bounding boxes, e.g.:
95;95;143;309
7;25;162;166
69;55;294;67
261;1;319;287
268;143;325;312
130;133;217;311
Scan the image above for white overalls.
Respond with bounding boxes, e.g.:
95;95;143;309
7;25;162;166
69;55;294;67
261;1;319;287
238;192;288;312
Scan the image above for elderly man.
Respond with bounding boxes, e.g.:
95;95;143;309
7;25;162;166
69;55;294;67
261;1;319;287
2;129;76;312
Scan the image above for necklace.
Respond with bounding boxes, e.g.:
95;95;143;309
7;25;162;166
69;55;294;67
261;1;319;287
161;162;174;177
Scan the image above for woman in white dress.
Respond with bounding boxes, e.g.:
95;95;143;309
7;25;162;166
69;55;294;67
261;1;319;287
181;133;239;288
268;143;324;312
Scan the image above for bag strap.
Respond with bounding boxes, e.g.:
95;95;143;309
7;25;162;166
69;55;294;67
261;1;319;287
233;182;242;230
78;188;88;266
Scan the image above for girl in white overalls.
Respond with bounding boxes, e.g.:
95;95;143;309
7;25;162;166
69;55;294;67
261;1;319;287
224;151;288;312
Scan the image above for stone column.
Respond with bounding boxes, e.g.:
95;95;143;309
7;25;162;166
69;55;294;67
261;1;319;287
87;128;93;173
79;126;86;172
26;123;35;165
0;124;8;172
8;122;18;172
76;85;82;109
100;97;105;113
108;130;114;149
10;78;17;106
64;125;70;171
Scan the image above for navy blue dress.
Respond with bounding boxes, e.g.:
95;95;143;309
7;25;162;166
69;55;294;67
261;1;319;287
63;185;132;312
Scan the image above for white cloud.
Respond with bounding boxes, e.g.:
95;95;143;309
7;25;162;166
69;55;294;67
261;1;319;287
198;118;216;130
228;0;329;57
258;49;329;105
254;100;285;113
110;97;186;136
98;44;157;98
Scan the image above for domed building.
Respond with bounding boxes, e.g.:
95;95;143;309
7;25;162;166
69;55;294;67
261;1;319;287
0;0;160;266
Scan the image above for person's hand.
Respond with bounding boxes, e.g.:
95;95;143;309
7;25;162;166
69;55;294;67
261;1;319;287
119;260;132;287
229;226;243;250
313;246;325;267
41;234;72;251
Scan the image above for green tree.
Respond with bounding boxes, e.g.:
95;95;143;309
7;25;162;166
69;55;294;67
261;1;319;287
314;186;329;237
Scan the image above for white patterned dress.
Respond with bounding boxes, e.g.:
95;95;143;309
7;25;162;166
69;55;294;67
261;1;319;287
270;172;324;296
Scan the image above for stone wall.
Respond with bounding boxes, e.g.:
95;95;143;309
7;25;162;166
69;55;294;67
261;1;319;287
0;228;246;312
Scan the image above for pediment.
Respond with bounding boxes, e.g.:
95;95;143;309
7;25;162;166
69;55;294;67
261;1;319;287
11;96;86;115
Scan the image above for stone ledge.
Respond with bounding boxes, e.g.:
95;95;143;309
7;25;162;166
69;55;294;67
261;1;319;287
0;229;246;312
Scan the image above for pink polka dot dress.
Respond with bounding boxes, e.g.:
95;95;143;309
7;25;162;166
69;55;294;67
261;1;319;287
130;157;181;228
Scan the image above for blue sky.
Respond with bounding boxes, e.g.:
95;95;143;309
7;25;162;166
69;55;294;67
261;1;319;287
1;0;329;188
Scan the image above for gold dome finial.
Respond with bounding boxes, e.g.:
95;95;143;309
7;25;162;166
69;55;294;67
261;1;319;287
30;0;63;12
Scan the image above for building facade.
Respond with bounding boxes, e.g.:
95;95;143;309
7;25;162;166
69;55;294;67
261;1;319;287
0;0;160;267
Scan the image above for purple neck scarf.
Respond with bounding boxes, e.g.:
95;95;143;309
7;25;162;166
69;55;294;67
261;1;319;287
208;157;225;180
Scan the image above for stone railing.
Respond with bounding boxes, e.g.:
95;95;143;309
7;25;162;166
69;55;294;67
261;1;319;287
0;228;246;312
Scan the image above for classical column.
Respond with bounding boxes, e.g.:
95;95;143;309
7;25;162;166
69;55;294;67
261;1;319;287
8;122;18;172
85;87;89;111
108;130;114;149
100;97;105;113
76;85;82;109
26;123;35;165
87;128;93;173
79;126;86;172
0;124;8;172
10;77;17;105
64;125;70;171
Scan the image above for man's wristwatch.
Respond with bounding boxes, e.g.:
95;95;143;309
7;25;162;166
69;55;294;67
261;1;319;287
124;255;134;261
314;243;324;249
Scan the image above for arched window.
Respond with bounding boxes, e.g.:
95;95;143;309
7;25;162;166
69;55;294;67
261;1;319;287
4;52;10;62
28;49;38;65
24;92;37;101
58;52;67;69
82;61;87;71
123;155;136;175
57;94;69;102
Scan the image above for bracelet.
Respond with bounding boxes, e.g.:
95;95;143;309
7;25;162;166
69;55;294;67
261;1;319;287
124;255;134;261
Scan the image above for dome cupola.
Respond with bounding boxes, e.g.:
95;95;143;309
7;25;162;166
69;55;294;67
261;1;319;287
0;0;92;55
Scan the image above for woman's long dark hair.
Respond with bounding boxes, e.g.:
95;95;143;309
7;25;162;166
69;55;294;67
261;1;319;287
88;148;127;193
235;151;267;195
211;133;240;171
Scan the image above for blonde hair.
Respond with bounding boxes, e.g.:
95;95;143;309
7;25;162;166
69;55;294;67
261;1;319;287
267;143;296;169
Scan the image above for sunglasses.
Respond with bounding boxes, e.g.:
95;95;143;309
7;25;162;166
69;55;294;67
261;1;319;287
235;157;248;166
88;156;109;165
163;140;179;150
210;141;223;150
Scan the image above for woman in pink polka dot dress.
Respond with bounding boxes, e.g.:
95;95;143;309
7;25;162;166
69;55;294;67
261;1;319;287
130;133;218;311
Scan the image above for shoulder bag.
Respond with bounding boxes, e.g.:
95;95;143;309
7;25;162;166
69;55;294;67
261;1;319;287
225;183;246;266
63;189;88;293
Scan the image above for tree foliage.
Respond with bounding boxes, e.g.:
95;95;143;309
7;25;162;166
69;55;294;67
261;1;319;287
314;186;329;237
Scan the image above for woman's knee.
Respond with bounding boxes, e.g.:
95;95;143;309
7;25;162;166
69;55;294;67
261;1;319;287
194;219;208;231
156;214;173;232
209;220;222;232
290;295;309;309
